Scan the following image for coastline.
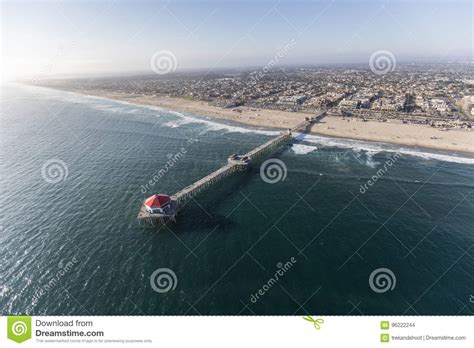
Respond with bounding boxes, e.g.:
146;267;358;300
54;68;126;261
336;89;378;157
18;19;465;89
41;87;474;154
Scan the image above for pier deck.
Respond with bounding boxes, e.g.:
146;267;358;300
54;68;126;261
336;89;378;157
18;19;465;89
173;162;239;206
243;133;290;159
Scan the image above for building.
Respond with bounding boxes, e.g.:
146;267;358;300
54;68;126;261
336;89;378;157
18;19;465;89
429;98;449;113
144;194;171;214
277;95;307;106
338;98;359;109
371;97;404;111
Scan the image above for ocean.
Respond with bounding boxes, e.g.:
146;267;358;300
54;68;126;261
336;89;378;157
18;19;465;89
1;84;473;315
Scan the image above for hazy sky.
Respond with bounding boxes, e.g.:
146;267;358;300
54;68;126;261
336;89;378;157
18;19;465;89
1;0;472;80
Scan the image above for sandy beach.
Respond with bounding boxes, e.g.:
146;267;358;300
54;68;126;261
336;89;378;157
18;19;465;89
66;88;474;154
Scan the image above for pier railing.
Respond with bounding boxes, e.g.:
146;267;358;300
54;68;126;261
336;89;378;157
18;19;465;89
173;163;240;207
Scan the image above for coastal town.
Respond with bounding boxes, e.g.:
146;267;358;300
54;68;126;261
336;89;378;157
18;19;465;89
36;63;474;131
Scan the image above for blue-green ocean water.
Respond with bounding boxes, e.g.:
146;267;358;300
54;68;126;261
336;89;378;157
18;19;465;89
1;84;473;315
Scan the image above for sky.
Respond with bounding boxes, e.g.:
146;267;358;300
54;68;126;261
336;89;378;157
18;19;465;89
1;0;472;80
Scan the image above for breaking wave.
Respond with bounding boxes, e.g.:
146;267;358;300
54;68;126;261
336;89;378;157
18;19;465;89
158;111;281;136
291;144;318;155
294;133;474;165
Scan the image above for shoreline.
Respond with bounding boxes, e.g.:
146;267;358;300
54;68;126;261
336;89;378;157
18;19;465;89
33;86;474;155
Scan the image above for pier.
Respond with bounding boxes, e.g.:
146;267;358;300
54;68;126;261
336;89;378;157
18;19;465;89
137;111;326;224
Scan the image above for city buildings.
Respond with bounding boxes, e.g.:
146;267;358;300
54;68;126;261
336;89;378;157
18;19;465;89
37;63;473;130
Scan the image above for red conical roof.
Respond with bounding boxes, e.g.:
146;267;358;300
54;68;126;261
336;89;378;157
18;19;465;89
145;194;171;208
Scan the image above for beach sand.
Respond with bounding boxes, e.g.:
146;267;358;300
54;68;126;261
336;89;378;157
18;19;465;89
67;88;474;154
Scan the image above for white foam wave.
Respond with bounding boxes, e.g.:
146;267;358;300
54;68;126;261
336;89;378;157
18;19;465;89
35;85;279;135
365;151;380;168
158;111;281;136
291;144;318;155
397;150;474;165
161;121;180;128
161;117;198;128
295;133;474;165
21;85;281;136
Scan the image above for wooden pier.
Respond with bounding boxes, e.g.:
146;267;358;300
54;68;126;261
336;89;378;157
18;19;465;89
137;111;325;224
174;162;243;206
